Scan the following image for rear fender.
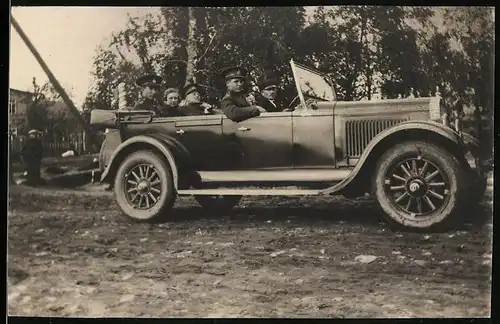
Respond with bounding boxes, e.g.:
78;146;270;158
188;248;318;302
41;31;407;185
100;133;192;190
321;120;469;196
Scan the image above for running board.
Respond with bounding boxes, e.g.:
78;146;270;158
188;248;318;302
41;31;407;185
198;168;352;183
177;188;322;196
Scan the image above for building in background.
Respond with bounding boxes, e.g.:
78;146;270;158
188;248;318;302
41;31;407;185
9;88;33;136
9;86;91;157
9;87;79;135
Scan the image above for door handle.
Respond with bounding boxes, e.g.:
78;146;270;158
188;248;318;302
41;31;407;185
237;127;251;131
176;129;185;135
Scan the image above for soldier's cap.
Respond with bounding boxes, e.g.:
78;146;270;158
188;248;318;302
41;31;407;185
183;83;203;97
136;74;163;88
220;66;248;81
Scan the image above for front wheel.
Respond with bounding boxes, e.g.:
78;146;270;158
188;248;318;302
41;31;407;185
114;150;176;223
372;141;467;231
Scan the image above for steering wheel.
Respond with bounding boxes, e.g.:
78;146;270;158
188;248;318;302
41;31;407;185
287;95;299;110
286;96;320;111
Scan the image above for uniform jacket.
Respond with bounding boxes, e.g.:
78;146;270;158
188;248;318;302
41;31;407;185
220;92;261;122
133;98;163;115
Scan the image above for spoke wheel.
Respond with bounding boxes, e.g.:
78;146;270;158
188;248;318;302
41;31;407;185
124;164;163;210
114;150;176;222
385;158;450;218
373;141;467;231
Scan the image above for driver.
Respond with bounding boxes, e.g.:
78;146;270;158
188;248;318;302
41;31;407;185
219;66;266;122
133;74;164;115
255;71;281;112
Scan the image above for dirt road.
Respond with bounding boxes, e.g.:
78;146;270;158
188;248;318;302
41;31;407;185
8;185;492;318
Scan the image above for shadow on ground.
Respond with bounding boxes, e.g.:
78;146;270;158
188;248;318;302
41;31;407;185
160;202;383;226
8;182;492;233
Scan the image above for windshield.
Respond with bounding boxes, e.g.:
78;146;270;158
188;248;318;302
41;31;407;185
290;60;337;103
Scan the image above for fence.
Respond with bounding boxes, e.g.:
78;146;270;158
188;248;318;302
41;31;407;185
9;131;103;159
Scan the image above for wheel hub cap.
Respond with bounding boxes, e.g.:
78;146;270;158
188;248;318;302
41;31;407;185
137;180;149;193
409;182;419;192
407;178;427;197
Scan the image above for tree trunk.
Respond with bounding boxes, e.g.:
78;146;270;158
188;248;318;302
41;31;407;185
185;8;198;84
366;49;372;100
354;10;367;100
360;10;372;100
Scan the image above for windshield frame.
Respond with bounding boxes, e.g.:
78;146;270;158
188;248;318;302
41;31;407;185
290;59;337;110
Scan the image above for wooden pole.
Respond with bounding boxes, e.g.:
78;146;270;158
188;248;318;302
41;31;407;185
11;16;100;151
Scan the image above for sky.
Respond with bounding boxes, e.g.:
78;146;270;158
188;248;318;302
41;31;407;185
9;7;160;108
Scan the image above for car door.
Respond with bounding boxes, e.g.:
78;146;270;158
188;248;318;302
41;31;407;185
222;111;293;169
173;114;235;171
121;114;230;171
292;107;336;168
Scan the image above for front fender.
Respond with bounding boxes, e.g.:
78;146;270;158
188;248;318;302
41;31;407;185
100;134;191;190
321;120;467;196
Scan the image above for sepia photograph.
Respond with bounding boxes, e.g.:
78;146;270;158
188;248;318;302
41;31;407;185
8;5;494;318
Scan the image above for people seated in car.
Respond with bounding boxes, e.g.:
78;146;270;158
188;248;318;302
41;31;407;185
132;74;164;115
178;82;215;116
255;71;281;112
160;88;182;117
219;66;266;122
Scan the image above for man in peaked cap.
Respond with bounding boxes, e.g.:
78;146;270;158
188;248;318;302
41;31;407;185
133;74;165;114
255;70;281;112
219;66;266;122
178;82;215;116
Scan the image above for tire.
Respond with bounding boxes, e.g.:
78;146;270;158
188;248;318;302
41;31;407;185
195;195;242;211
372;141;467;231
114;150;176;223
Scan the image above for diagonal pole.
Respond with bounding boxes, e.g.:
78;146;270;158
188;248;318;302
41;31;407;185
11;16;99;149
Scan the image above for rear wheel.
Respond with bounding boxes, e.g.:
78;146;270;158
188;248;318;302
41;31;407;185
195;195;242;211
372;141;467;231
114;150;176;223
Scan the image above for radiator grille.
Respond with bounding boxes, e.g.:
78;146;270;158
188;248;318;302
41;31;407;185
345;119;407;157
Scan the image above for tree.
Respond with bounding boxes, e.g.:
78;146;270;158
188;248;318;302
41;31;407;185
22;77;82;144
442;7;494;155
25;77;50;132
300;6;365;100
443;7;494;114
84;7;308;110
375;7;428;99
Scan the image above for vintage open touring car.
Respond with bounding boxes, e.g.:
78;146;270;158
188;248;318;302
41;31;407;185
90;60;486;231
